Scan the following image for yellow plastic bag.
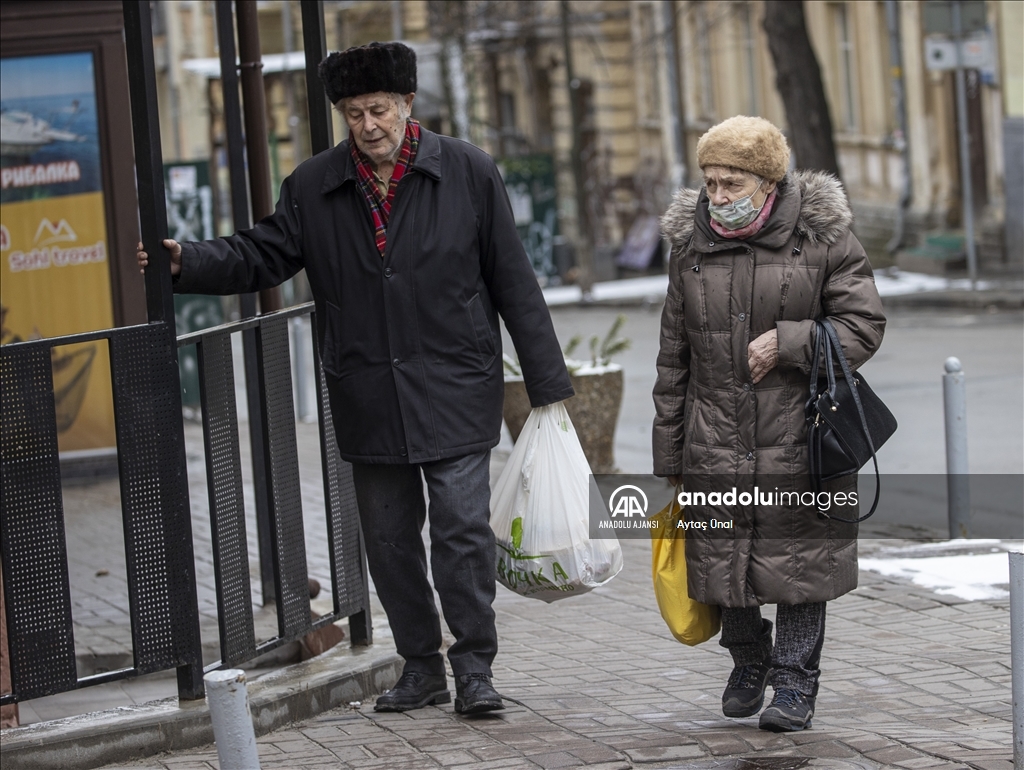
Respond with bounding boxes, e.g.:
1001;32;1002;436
650;492;721;645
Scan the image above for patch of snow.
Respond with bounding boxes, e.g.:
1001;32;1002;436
873;272;997;297
564;359;622;377
543;285;584;306
505;361;622;382
860;552;1011;601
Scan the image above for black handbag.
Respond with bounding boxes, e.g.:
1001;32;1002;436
806;319;897;522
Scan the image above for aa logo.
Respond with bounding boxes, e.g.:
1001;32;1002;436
608;485;648;518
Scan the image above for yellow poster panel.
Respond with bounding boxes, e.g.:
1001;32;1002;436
0;191;117;451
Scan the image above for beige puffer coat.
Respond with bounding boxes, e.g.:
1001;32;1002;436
653;170;886;608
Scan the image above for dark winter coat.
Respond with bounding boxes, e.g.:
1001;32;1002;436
653;170;886;607
175;127;574;464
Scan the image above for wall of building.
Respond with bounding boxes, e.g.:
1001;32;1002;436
997;0;1023;263
149;0;1017;269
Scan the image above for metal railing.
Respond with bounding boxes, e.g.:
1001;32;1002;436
1;0;359;707
0;303;370;705
1;321;204;702
1;301;372;704
176;303;371;670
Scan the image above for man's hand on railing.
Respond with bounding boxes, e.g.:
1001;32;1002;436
136;239;182;277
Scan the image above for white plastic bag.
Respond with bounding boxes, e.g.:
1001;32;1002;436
490;402;623;602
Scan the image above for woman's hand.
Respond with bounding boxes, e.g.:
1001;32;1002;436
747;328;778;384
136;239;182;276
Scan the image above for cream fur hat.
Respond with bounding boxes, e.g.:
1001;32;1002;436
696;116;790;182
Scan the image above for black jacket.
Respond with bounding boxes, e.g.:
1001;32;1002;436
176;128;573;463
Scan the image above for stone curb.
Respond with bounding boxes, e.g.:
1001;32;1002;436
0;642;402;770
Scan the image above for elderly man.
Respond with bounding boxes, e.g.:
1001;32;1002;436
138;42;573;715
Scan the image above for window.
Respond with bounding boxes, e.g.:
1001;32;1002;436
875;0;896;134
741;2;759;116
696;2;716;120
634;2;663;126
834;2;858;132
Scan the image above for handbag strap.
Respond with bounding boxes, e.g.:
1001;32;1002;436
818;319;881;523
807;325;822;411
807;322;838;409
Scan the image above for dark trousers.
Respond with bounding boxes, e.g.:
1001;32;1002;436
719;602;827;696
351;450;497;678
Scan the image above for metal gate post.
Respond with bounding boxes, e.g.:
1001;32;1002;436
214;0;276;605
122;0;204;700
300;0;372;646
236;0;281;315
302;0;334;155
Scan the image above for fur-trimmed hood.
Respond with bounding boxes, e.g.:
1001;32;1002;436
660;169;853;250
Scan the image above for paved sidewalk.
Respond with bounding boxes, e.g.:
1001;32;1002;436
5;298;1019;768
53;279;1023;689
95;537;1016;770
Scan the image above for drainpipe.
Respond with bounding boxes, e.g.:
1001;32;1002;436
164;1;183;160
885;0;912;255
560;0;594;297
236;0;282;313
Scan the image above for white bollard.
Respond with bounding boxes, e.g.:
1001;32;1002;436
205;669;261;770
1010;552;1023;770
943;357;970;538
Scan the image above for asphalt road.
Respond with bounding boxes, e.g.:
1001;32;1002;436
503;303;1024;538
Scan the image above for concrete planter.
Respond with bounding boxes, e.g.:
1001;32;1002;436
503;365;624;473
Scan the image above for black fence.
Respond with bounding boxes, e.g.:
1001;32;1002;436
0;303;370;706
177;304;370;670
1;322;205;702
0;0;369;706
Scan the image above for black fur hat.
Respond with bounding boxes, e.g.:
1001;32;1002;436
318;42;417;104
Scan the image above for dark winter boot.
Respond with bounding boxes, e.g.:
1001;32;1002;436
454;673;505;715
722;658;772;717
374;672;450;712
758;688;815;732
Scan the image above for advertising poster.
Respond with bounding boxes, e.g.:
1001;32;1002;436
499;154;559;279
0;51;116;451
165;160;222;407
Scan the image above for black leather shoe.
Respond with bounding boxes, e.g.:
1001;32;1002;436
722;660;771;717
454;673;505;715
759;688;815;732
374;672;450;712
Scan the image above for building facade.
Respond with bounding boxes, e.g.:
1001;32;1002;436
151;1;1023;271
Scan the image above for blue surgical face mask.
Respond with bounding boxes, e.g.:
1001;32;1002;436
708;179;764;230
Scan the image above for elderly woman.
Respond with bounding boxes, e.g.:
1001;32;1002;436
653;116;885;732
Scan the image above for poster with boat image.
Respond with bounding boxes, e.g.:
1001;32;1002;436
1;51;116;452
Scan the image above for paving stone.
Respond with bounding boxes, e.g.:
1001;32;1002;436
696;731;754;756
566;745;626;763
33;439;1015;770
623;743;706;762
866;746;929;763
522;750;588;768
893;758;967;769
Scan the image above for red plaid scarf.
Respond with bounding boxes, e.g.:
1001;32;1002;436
351;118;421;257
